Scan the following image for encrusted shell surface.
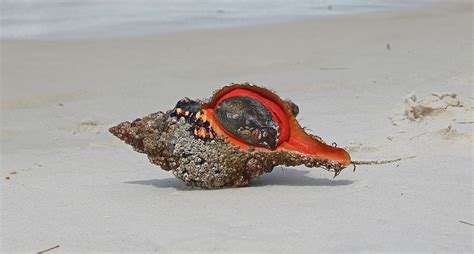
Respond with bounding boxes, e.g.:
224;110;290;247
109;83;351;188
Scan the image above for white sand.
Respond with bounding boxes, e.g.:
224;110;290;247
1;1;473;252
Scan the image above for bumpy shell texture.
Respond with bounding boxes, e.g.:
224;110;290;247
109;83;351;188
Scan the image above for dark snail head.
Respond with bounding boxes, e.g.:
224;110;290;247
171;97;201;118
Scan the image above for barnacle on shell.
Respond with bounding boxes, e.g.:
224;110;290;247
109;83;351;188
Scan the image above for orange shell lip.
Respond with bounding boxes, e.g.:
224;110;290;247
202;84;351;166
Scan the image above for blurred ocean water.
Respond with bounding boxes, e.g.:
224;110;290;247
0;0;436;39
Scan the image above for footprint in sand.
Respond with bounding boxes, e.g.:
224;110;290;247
72;120;101;135
389;92;472;142
0;129;19;141
345;143;380;154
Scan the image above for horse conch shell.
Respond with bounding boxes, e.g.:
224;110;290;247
110;83;351;188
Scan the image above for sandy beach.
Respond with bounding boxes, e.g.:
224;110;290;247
1;0;473;252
